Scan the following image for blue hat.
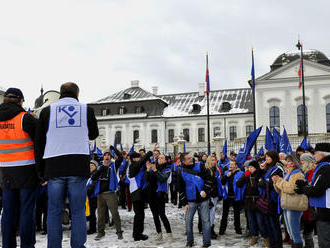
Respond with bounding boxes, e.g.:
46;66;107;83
4;88;24;100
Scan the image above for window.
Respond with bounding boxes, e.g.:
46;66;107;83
297;105;308;136
151;129;158;143
246;125;253;136
119;106;126;115
102;109;107;116
221;102;232;112
133;130;139;143
123;93;131;99
229;126;237;141
135;106;144;114
327;104;330;133
198;128;205;142
183;128;190;142
168;129;174;143
269;106;280;131
192;104;201;113
213;127;221;137
115;131;121;144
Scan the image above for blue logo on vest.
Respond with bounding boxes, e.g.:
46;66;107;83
56;105;81;128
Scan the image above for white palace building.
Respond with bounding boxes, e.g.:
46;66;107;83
1;49;330;155
88;49;330;154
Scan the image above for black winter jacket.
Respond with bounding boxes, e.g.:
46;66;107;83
0;102;39;189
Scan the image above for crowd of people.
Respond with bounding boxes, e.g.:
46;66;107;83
0;84;330;248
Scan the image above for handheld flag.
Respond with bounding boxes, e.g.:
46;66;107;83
206;52;210;94
298;58;302;88
96;147;103;158
222;140;228;159
129;144;134;155
183;142;186;153
257;146;264;157
300;137;309;150
272;128;281;152
236;126;263;168
280;127;292;155
120;144;123;152
265;127;275;151
93;140;97;152
287;142;293;155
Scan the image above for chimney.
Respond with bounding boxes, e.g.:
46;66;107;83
198;82;205;96
152;86;158;95
131;80;139;88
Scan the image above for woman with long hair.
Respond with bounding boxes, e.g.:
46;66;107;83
205;156;223;239
273;155;308;248
258;150;284;248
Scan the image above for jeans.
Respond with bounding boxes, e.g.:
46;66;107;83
247;210;268;238
264;214;282;248
209;197;218;226
283;209;303;244
186;200;211;246
47;176;87;248
1;188;38;248
316;221;330;248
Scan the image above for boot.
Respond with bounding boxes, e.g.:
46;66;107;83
249;236;258;246
211;225;218;239
94;232;105;241
303;233;314;248
263;238;270;248
167;233;173;242
117;231;123;240
155;232;163;241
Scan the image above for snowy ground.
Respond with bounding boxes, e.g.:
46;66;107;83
17;202;318;247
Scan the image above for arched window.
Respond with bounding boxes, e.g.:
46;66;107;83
133;130;139;143
269;106;280;131
297;105;308;136
326;104;330;133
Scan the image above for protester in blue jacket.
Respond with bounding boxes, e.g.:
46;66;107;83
219;160;244;235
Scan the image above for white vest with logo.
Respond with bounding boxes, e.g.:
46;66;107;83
43;97;90;159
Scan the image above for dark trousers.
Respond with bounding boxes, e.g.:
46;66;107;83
1;188;38;248
126;186;132;211
88;197;97;232
149;192;172;234
170;182;177;205
317;220;330;248
220;198;241;232
118;181;127;208
264;214;282;248
36;193;48;232
132;200;145;238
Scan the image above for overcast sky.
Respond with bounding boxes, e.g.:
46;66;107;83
0;0;329;107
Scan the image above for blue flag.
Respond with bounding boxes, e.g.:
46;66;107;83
222;140;228;159
129;144;135;155
93;140;97;152
236;126;262;168
27;108;31;114
265;127;275;151
300;137;309;150
120;144;123;152
96;147;103;158
257;146;264;157
250;48;255;92
307;139;311;149
183;142;186;153
280;127;292;155
273;128;281;152
114;134;117;148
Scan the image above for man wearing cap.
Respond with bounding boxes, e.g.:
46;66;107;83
0;88;39;248
35;82;99;248
296;143;330;248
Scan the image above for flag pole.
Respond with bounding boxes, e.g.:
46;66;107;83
297;40;307;138
206;52;211;155
251;48;257;155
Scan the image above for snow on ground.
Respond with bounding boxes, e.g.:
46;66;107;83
29;203;317;248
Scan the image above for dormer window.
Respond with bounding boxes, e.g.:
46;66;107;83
123;93;131;99
101;109;110;116
192;104;201;113
119;106;126;115
221;102;232;112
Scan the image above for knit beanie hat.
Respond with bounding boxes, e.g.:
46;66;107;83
300;153;314;163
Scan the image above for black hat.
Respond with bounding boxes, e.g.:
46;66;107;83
4;88;24;100
248;160;260;169
130;152;141;159
315;143;330;153
230;151;237;157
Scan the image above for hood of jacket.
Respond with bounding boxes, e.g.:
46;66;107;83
0;102;25;121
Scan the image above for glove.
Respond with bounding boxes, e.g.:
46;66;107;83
244;171;251;178
296;180;308;188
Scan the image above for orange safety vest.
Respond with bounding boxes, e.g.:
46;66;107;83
0;112;35;167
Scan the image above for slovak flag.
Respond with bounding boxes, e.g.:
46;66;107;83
206;53;210;94
298;59;302;88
